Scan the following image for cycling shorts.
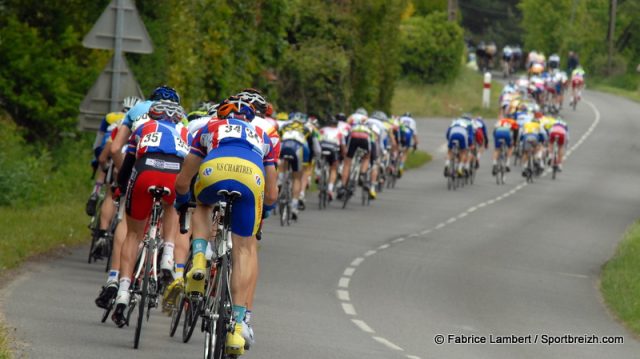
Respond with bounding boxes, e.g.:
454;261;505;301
448;132;468;150
194;145;265;237
549;127;567;147
303;141;311;164
493;128;512;148
369;141;378;165
401;130;414;148
475;129;485;147
280;140;304;172
522;134;539;151
125;153;180;221
346;137;370;158
572;78;584;88
320;144;339;165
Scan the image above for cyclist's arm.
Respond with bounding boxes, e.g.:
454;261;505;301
175;153;201;196
98;141;112;169
111;125;131;169
264;165;277;206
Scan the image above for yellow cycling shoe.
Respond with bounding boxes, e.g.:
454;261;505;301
368;188;377;199
163;277;184;311
225;323;246;356
185;253;206;295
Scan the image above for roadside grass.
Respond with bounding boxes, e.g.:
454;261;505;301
392;67;501;119
405;150;432;169
601;220;640;335
0;328;8;359
588;73;640;102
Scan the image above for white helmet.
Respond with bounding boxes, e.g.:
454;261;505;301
122;96;141;111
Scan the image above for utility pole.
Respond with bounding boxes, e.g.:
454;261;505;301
448;0;457;22
607;0;617;75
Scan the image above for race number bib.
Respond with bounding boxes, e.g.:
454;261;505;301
218;124;243;140
175;137;189;155
244;127;262;150
140;132;162;148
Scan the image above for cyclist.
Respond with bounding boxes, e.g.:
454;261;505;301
319;115;346;200
366;111;389;199
398;112;418;176
548;117;569;170
492;117;517;175
86;97;139;257
85;98;138;216
338;109;371;199
471;116;488;168
111;100;192;327
520;116;544;177
570;66;586;107
279;112;313;220
174;97;277;354
445;117;473;177
299;115;321;208
111;86;187;277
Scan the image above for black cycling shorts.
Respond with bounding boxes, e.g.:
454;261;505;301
346;137;370;158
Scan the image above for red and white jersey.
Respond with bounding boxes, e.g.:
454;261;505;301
337;121;351;138
319;126;345;147
252;115;281;160
347;113;367;126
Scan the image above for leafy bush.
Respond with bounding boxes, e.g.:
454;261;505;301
399;12;464;84
591;53;629;78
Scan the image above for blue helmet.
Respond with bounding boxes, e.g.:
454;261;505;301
149;85;180;104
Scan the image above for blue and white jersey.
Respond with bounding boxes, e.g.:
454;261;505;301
122;100;153;130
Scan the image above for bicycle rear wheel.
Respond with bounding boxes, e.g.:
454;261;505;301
170;293;185;337
182;295;201;343
134;249;151;349
211;258;231;359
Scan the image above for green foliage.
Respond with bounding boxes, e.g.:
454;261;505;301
399;12;464;84
601;220;640;336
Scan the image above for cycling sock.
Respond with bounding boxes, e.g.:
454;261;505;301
328;183;334;192
119;277;131;293
163;242;175;257
291;198;299;209
232;305;247;323
492;159;497;165
93;181;104;194
244;310;252;324
445;160;450;167
174;263;185;279
192;238;207;256
107;270;119;283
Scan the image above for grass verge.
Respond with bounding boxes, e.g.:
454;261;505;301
601;220;640;335
590;74;640;103
392;67;501;119
405;150;432;169
0;327;9;359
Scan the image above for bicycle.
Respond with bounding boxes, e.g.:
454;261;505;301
361;165;371;207
523;144;535;183
317;151;332;210
467;147;478;186
551;140;560;180
342;148;366;209
87;183;106;263
177;190;240;359
386;151;398;189
447;141;460;191
278;155;294;225
121;185;169;349
495;140;507;185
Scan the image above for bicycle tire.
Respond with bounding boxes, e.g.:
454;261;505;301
88;227;99;264
182;295;200;343
212;256;230;359
134;249;151;349
101;304;112;323
104;235;113;273
170;294;185;337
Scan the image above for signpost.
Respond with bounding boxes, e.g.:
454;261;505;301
78;0;153;131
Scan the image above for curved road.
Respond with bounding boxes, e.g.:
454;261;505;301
3;90;640;358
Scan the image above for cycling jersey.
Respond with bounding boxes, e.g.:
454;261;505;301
447;124;470;150
122;100;153;130
191;118;273;237
399;116;417;148
93;111;125;159
319;126;344;164
280;121;312;146
127;119;192;159
252;115;281;160
472;118;488;148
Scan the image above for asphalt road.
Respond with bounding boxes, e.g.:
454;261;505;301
3;90;640;359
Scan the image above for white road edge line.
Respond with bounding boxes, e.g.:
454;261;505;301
342;303;356;315
336;290;350;301
338;277;350;288
351;319;375;333
343;267;356;277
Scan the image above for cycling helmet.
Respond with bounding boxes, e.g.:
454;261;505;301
196;101;215;114
335;112;347;122
122;96;141;111
207;103;220;117
402;112;412;117
370;110;388;122
217;96;255;121
308;115;320;128
265;103;274;117
237;91;267;114
149;85;180;104
276;112;288;121
355;107;368;116
289;112;306;123
148;100;186;124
